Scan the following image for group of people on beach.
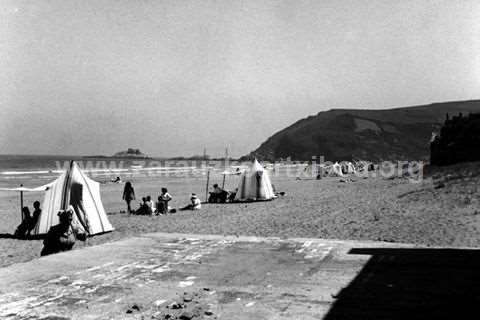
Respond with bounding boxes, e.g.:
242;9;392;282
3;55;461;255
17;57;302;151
122;182;201;215
12;179;205;258
134;189;173;215
121;180;244;215
15;201;87;257
13;178;252;258
208;184;237;203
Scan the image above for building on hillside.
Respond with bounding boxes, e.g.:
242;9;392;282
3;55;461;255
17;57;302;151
430;113;480;165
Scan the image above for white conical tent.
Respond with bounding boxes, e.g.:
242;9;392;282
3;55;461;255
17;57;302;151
32;161;114;236
234;159;275;201
327;162;344;177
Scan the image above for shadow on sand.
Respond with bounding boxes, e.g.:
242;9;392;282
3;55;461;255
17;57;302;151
324;248;480;320
0;233;44;240
0;233;17;239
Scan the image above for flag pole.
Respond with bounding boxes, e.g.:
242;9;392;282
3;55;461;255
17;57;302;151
20;184;24;221
205;170;210;203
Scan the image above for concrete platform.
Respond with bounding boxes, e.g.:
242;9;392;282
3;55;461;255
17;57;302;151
0;233;479;320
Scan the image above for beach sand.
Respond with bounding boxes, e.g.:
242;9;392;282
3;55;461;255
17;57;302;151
1;162;479;268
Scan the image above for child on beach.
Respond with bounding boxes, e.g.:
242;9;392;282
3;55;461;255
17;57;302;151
155;196;163;215
27;201;41;235
122;181;136;214
145;196;154;215
157;188;172;215
136;197;151;215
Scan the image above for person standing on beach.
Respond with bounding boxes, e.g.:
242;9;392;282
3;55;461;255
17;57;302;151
40;207;87;256
27;201;42;235
122;181;135;214
158;188;172;214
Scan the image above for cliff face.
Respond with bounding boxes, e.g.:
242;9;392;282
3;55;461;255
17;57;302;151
247;100;480;162
431;113;480;165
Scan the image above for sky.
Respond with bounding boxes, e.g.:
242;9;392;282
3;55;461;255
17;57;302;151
1;0;479;157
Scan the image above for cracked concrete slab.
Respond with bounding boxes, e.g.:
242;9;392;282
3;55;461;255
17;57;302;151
0;233;422;319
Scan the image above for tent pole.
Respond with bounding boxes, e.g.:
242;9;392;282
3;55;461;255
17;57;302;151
205;170;210;203
20;184;24;221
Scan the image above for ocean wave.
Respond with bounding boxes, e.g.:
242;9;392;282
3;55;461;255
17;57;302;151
0;170;59;175
0;166;212;176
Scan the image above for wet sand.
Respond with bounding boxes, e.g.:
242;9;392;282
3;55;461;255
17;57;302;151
1;162;479;268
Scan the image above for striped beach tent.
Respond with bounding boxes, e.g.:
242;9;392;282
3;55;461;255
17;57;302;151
234;159;275;202
32;160;114;236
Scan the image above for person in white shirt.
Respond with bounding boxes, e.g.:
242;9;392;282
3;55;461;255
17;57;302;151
180;194;201;211
157;188;172;214
146;196;155;215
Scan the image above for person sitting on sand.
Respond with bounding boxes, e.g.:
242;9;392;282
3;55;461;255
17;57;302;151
180;194;202;211
135;197;150;215
111;176;121;183
209;184;228;203
27;201;42;235
122;181;135;214
40;207;87;256
14;207;32;238
145;195;154;215
228;188;238;202
213;184;223;194
270;184;284;197
157;188;172;215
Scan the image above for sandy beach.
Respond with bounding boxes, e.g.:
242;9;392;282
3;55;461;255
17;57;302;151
1;162;479;268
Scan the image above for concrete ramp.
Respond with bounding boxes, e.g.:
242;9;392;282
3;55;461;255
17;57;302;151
0;233;479;319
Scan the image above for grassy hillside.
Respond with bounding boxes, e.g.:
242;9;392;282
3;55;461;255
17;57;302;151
247;100;480;161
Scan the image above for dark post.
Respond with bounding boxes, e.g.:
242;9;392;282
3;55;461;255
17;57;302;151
20;184;24;220
205;170;210;203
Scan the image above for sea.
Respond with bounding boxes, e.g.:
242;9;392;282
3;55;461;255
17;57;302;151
0;155;218;188
0;154;310;190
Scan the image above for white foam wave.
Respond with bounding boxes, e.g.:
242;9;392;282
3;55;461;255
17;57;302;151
0;166;207;176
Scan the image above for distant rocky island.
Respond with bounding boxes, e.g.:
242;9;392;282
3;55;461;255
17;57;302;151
112;148;150;159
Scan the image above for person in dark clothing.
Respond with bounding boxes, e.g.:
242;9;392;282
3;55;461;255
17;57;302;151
228;188;238;202
135;197;148;215
27;201;41;235
14;207;31;238
122;181;136;214
40;208;87;256
208;184;228;203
